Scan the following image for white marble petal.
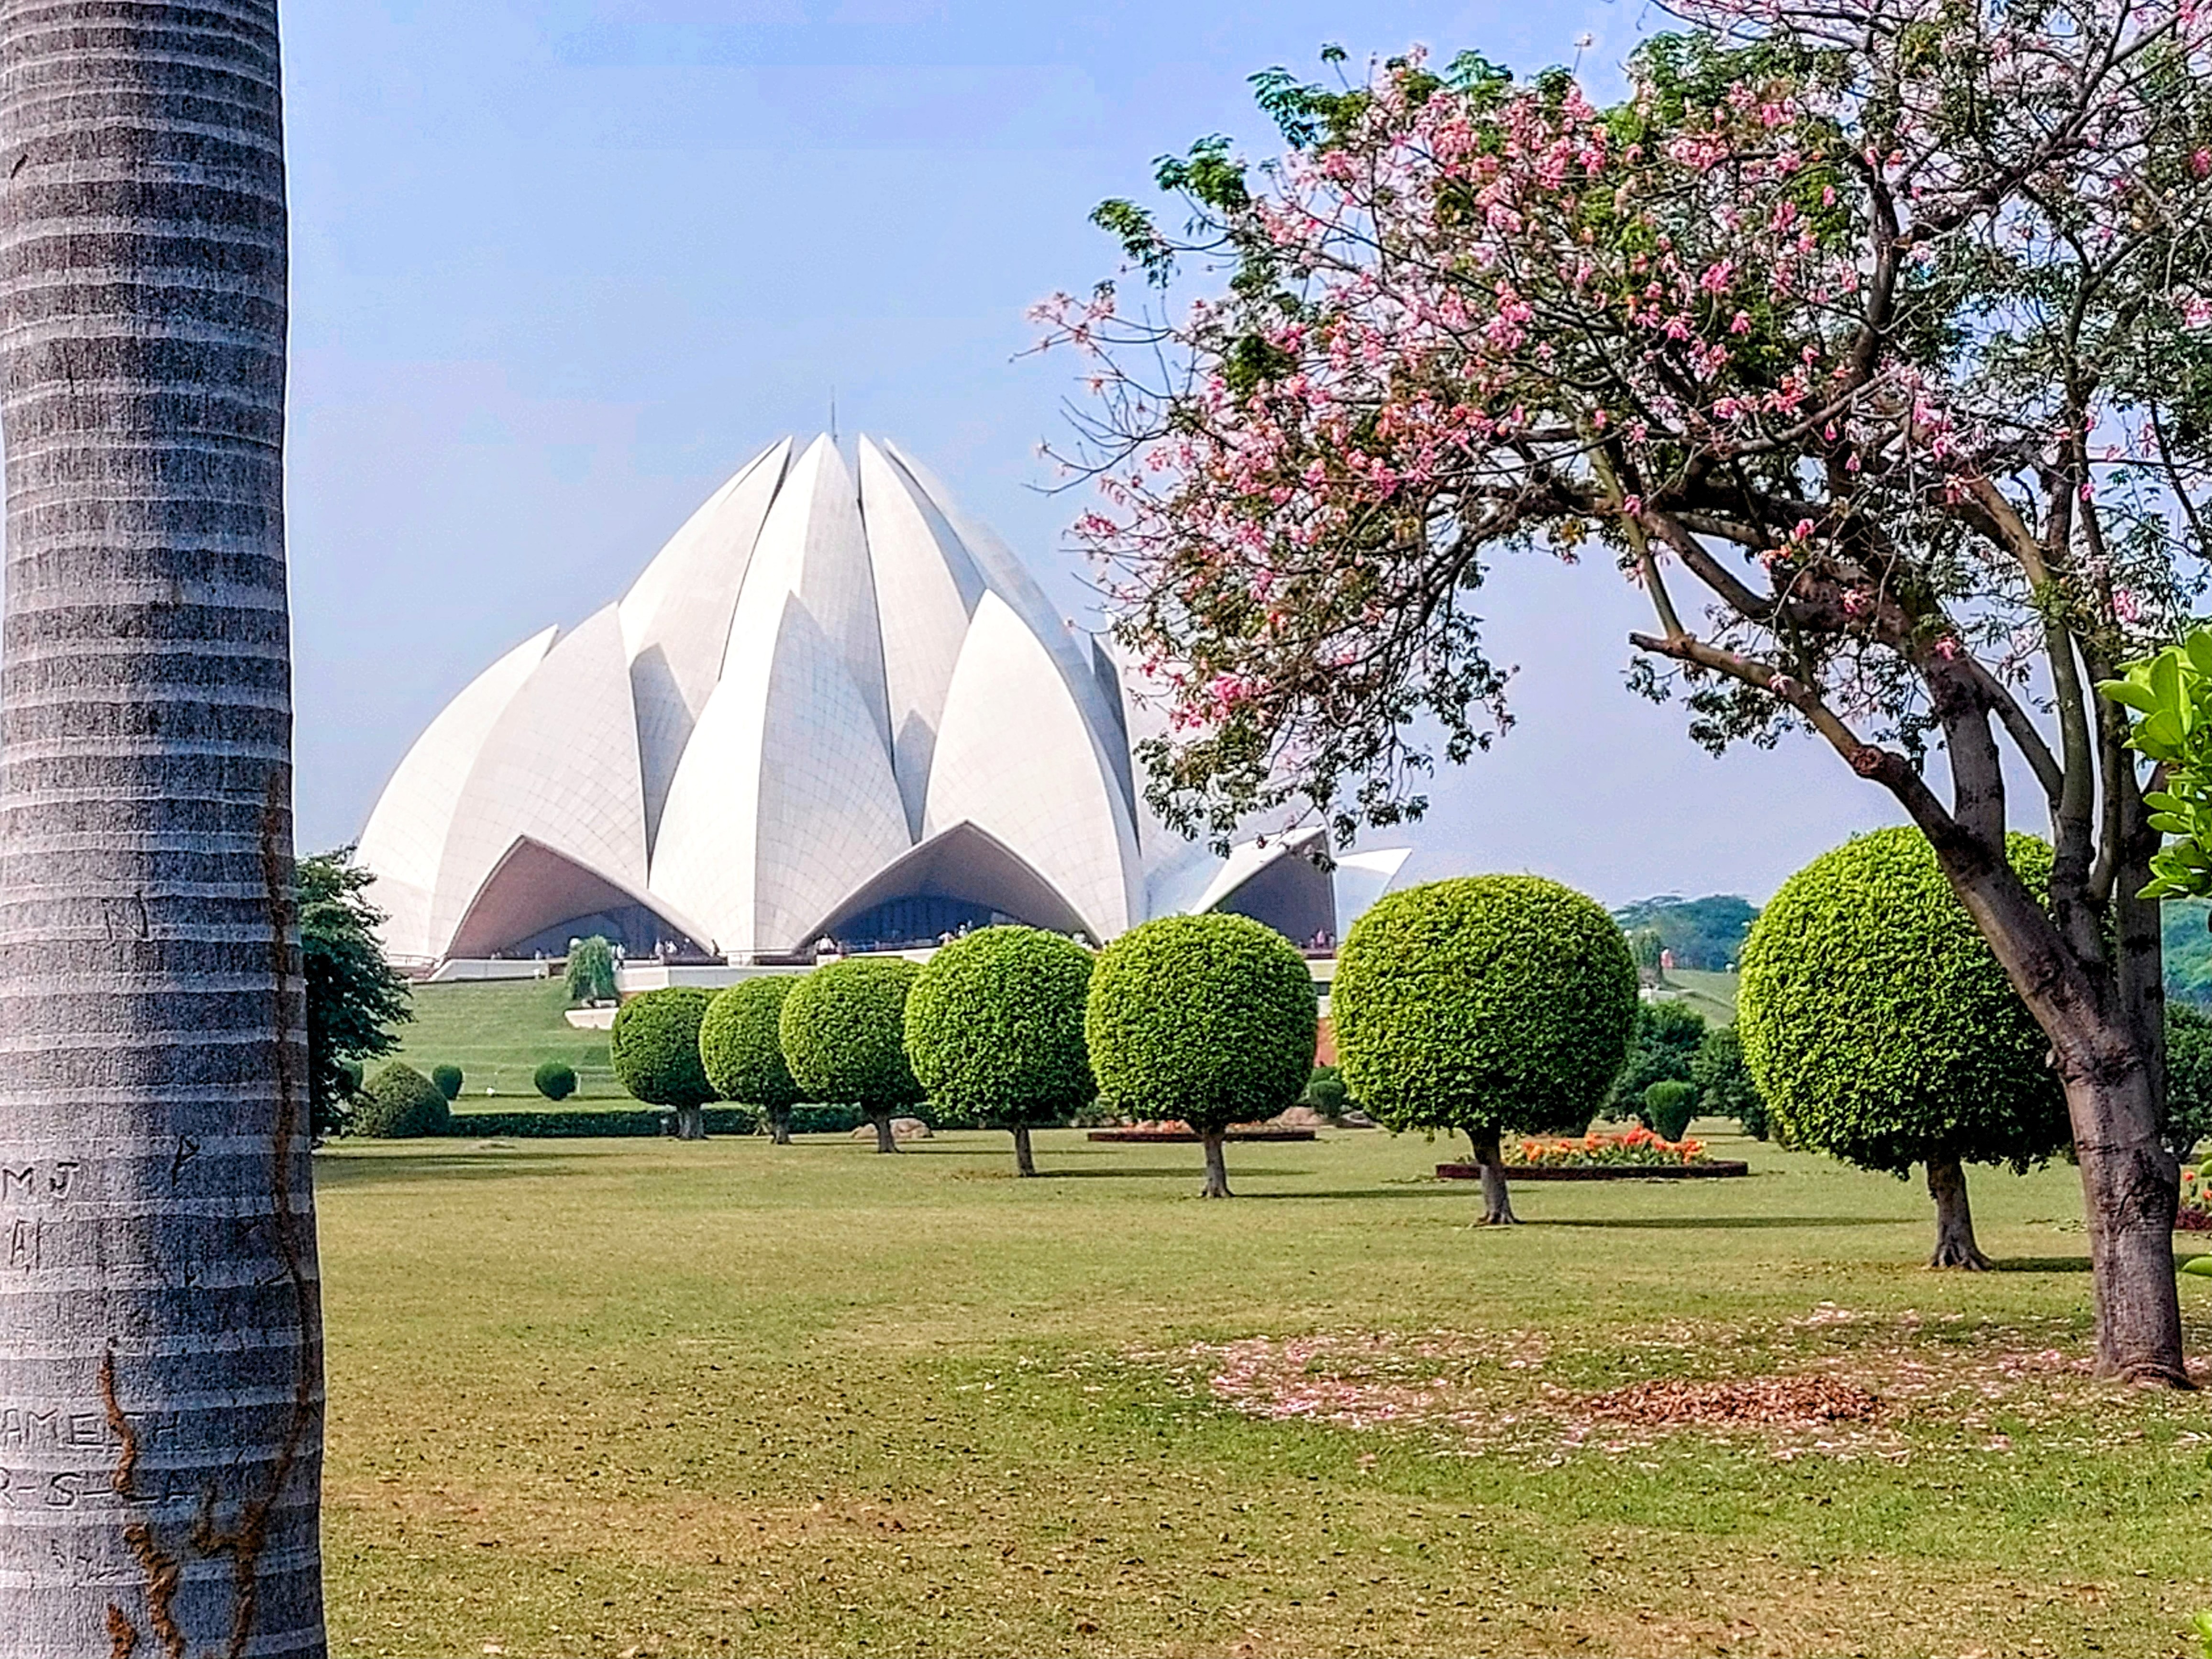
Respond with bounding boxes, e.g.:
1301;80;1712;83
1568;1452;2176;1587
651;593;911;953
356;626;556;961
923;592;1140;940
427;605;653;953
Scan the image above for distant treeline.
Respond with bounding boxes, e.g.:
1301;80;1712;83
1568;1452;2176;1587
1611;894;1759;971
2167;900;2212;1009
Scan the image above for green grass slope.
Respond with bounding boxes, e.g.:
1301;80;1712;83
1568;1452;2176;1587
385;978;621;1104
319;1127;2212;1657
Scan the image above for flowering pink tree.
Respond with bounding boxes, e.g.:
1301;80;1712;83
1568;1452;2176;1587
1040;0;2212;1382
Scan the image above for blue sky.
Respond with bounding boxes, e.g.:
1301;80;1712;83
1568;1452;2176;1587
283;0;1909;904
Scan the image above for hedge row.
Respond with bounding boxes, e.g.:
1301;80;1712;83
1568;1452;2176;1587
437;1103;871;1139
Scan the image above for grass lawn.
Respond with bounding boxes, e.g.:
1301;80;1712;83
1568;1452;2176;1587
1656;968;1740;1026
319;1124;2212;1657
384;979;623;1103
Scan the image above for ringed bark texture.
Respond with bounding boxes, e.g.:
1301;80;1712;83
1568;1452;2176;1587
0;4;326;1655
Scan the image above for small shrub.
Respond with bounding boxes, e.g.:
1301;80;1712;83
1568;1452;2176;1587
533;1060;578;1102
1332;875;1638;1224
700;977;804;1142
566;935;618;1004
1641;1079;1699;1143
1085;913;1316;1197
430;1063;464;1101
1302;1063;1349;1118
354;1062;451;1139
780;958;924;1151
907;927;1094;1175
1692;1025;1767;1139
610;986;719;1138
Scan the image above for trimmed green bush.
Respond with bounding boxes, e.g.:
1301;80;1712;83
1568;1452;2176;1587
1692;1024;1767;1140
1641;1079;1698;1142
533;1060;578;1102
1084;913;1316;1197
354;1062;452;1139
1332;875;1638;1224
430;1062;464;1101
566;935;617;1004
440;1106;759;1139
906;927;1094;1175
780;958;924;1152
700;976;804;1142
1302;1063;1349;1118
610;986;719;1138
1737;828;2068;1268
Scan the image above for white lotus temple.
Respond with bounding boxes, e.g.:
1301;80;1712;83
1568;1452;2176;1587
357;435;1408;972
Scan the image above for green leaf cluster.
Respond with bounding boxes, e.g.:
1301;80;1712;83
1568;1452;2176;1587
1737;828;2068;1177
906;927;1095;1129
609;986;719;1110
532;1060;577;1102
1641;1079;1699;1142
1330;876;1639;1142
431;1063;463;1101
699;977;803;1109
1612;1001;1710;1111
1692;1024;1767;1140
779;958;925;1116
1084;914;1316;1131
299;846;412;1139
2100;632;2212;899
354;1062;451;1139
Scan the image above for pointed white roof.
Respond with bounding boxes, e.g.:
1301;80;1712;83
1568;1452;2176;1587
357;434;1405;964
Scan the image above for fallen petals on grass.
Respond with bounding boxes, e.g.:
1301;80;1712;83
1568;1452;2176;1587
1583;1375;1879;1429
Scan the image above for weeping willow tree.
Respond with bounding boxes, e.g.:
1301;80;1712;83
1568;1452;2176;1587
0;3;326;1652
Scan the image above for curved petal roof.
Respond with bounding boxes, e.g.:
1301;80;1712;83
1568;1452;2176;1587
358;434;1403;965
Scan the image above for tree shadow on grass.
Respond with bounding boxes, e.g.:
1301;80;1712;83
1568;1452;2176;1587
1538;1214;1905;1230
314;1148;591;1188
1991;1255;2094;1273
1033;1167;1217;1180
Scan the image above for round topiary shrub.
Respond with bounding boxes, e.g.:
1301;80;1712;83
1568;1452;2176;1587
1332;875;1638;1224
430;1063;463;1101
1084;913;1316;1197
533;1059;578;1102
779;957;924;1152
1737;827;2068;1268
609;986;719;1138
700;977;804;1143
1641;1079;1698;1143
354;1062;451;1139
906;926;1094;1176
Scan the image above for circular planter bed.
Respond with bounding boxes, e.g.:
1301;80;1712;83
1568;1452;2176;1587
1437;1160;1750;1181
1088;1127;1318;1143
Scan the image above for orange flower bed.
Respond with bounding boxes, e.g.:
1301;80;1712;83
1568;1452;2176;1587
1515;1126;1709;1169
2178;1165;2212;1232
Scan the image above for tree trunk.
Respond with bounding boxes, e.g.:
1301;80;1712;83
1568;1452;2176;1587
1469;1128;1519;1225
873;1114;898;1153
0;5;328;1652
675;1104;706;1141
1012;1121;1037;1177
2069;1067;2188;1384
1925;1157;1990;1270
1200;1131;1231;1198
770;1107;792;1145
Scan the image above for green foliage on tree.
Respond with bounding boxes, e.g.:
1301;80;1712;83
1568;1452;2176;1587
907;927;1095;1174
1692;1024;1767;1140
1331;876;1637;1222
1641;1080;1699;1143
780;958;925;1150
430;1063;463;1101
700;977;804;1142
1739;829;2070;1266
1085;914;1315;1195
354;1062;451;1139
565;935;618;1004
1625;926;1666;976
609;987;719;1117
2166;1005;2212;1159
1611;895;1759;971
533;1060;577;1102
299;846;412;1139
1612;1001;1710;1114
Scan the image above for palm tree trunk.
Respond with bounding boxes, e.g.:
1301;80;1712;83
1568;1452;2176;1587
0;5;325;1653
